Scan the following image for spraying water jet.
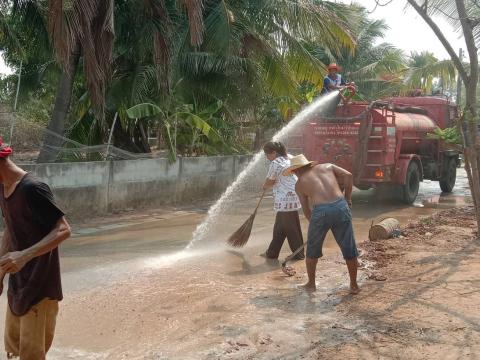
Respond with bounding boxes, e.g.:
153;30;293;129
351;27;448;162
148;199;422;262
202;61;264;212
187;91;341;249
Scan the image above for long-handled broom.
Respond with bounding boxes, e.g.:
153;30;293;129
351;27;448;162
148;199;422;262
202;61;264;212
227;190;266;247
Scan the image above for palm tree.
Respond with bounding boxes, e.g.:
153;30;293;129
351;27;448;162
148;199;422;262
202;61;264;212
7;0;204;162
68;0;357;155
183;0;355;103
98;0;206;153
403;51;456;95
171;0;356;151
337;5;407;100
4;0;357;158
333;7;456;100
8;0;113;161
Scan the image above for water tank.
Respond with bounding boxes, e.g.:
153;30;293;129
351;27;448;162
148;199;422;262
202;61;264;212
371;109;437;154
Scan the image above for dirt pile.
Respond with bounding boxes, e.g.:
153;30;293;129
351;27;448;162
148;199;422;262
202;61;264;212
308;206;480;359
361;205;476;274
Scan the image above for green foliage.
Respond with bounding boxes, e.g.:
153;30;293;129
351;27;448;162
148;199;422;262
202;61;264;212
337;5;407;100
126;103;163;119
403;51;456;94
427;127;462;145
5;0;454;160
125;99;237;160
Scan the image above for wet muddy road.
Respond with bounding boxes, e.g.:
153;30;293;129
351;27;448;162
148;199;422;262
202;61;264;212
0;170;471;359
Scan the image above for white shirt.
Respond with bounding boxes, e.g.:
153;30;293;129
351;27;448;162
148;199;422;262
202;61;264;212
266;156;301;212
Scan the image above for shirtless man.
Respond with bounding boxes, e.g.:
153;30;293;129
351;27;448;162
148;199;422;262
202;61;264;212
283;154;360;294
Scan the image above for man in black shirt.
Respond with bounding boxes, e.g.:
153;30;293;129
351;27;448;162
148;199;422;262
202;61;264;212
0;140;71;360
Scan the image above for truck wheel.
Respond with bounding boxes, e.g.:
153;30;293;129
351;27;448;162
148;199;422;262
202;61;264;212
403;162;420;204
440;158;457;193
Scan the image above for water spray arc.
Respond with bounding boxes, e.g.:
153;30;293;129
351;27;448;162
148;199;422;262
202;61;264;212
187;91;340;248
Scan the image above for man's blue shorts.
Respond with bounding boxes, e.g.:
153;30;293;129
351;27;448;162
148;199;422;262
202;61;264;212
307;198;359;260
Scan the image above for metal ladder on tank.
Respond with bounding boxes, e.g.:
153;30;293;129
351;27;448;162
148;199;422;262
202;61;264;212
354;113;372;183
356;107;395;182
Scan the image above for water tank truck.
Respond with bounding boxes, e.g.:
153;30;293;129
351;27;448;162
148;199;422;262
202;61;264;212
289;91;460;204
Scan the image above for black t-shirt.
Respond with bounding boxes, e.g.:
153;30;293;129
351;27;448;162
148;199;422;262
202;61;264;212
0;173;65;315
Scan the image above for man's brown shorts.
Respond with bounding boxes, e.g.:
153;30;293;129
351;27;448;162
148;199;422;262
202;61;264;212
5;298;59;360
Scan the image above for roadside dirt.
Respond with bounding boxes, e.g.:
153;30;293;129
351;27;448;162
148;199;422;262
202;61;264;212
306;206;480;359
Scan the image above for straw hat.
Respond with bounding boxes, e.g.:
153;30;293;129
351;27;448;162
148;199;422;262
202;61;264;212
283;154;315;176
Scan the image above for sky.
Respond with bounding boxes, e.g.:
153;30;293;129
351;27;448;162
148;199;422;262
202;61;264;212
0;0;467;76
0;51;12;75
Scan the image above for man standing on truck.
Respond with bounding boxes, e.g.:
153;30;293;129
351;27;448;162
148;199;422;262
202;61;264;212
283;154;360;294
0;139;71;359
321;63;346;94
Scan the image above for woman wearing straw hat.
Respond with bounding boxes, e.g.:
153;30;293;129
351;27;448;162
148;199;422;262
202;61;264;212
261;142;304;260
283;154;360;294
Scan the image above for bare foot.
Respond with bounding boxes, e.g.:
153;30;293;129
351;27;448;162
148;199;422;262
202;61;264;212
299;282;316;291
350;284;361;295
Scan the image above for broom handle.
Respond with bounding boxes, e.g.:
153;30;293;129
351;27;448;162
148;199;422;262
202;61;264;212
282;242;306;267
253;189;266;214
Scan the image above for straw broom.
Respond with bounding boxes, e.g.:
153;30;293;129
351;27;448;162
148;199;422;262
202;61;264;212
227;190;266;247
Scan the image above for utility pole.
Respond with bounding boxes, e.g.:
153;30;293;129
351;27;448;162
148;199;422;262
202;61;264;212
456;48;463;106
8;60;22;146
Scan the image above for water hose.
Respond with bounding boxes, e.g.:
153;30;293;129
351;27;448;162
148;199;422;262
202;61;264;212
339;84;357;103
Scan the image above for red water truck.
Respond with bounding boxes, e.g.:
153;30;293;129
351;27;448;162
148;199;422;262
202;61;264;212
288;93;460;204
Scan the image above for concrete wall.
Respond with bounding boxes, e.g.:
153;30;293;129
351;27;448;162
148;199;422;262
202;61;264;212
20;156;252;218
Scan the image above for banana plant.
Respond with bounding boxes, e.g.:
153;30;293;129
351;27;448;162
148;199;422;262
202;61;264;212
126;100;235;162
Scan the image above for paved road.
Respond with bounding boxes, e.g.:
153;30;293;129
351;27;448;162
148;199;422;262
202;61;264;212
59;168;471;286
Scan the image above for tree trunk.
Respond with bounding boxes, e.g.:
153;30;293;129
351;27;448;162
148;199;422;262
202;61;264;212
407;0;480;235
37;43;81;163
138;122;151;153
463;80;480;234
157;124;164;150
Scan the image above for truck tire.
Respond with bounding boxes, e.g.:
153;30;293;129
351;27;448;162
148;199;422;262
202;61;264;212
440;158;457;193
403;162;420;204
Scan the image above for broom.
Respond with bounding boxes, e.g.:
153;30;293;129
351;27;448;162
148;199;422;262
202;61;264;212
227;190;266;247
